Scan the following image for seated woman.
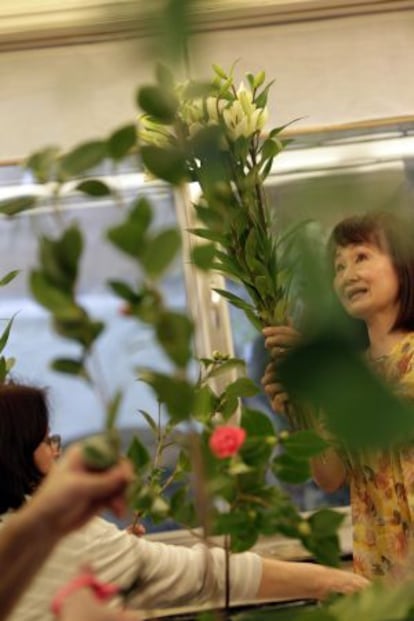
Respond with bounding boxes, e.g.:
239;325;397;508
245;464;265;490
0;382;368;621
0;442;137;621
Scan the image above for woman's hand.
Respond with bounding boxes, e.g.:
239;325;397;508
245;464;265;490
261;325;302;413
30;444;134;538
261;361;290;413
262;324;302;359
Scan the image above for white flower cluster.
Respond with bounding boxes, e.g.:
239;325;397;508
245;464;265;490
138;77;269;149
180;82;268;141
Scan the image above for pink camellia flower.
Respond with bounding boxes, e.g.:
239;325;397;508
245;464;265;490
209;425;246;459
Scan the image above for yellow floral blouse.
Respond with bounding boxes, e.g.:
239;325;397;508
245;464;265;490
350;332;414;580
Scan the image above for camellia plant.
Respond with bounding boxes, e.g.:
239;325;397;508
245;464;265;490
0;62;342;567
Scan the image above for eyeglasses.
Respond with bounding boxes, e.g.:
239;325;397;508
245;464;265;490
46;434;62;452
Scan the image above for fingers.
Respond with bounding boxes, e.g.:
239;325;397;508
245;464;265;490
261;362;277;384
261;364;289;414
262;326;301;354
76;462;134;506
127;522;146;537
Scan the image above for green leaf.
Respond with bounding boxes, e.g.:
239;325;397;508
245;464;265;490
139;371;194;422
231;528;258;553
309;508;345;536
241;408;275;437
128;287;162;325
25;146;60;183
255;79;275;108
243;308;263;331
30;271;78;316
0;357;7;382
59;141;107;178
217;394;238;418
137;85;178;123
155;311;193;368
272;453;311;484
76;179;111;197
282;429;329;459
130;197;153;230
188;228;227;245
107;221;145;259
212;63;228;79
138;409;158;434
224;377;259;399
306;534;341;568
208;358;246;379
107;280;139;303
170;487;197;526
52;316;104;347
51;358;88;378
212;288;255;314
191;243;216;271
38;226;83;290
0;270;20;287
0;196;38;216
261;138;283;160
0;315;16;355
140;229;181;278
329;580;414;621
193;385;217;422
59;225;83;281
106;390;123;430
108;124;137;161
127;435;150;471
280;334;414;450
141;145;187;185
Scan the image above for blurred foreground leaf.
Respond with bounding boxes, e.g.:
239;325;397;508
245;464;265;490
280;333;414;450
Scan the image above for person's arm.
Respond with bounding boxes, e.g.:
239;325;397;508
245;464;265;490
257;558;369;601
0;497;61;621
0;445;133;621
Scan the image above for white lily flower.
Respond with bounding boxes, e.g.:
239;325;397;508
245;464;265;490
138;115;172;147
256;107;269;130
180;98;204;125
206;97;224;123
237;82;255;117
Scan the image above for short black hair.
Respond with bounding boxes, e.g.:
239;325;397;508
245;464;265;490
0;383;49;513
328;210;414;332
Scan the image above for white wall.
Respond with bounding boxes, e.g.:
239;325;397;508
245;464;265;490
191;10;414;128
0;8;413;159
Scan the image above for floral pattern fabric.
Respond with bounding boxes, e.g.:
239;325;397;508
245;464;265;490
350;332;414;580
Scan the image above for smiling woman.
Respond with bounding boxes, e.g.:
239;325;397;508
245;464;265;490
262;208;414;580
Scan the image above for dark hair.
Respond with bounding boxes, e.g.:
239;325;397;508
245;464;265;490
327;210;414;332
0;383;49;513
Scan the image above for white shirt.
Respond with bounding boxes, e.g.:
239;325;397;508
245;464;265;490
4;515;262;621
